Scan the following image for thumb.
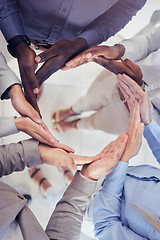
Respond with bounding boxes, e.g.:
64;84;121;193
35;49;53;63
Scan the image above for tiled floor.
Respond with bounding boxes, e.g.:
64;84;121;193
0;1;160;239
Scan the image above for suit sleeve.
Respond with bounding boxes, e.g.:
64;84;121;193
121;27;160;62
0;51;21;99
45;171;97;240
78;0;146;46
0;138;42;177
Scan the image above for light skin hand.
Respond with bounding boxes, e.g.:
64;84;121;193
117;74;152;125
120;102;144;162
14;117;74;152
9;84;42;124
35;38;88;87
62;44;125;70
14;42;40;113
81;133;128;180
39;145;100;171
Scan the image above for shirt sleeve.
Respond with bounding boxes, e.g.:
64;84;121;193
121;27;160;62
0;117;19;137
0;138;42;177
143;119;160;164
45;171;97;240
78;0;146;47
0;51;21;99
0;0;25;41
93;161;147;240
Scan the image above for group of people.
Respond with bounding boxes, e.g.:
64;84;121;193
0;1;160;239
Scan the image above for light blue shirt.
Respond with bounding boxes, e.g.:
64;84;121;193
93;119;160;240
0;0;146;46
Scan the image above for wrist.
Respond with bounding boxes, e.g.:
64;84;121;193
8;84;22;99
81;167;97;181
14;117;24;131
7;35;31;58
72;38;88;52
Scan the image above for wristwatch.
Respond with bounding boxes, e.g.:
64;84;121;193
7;35;31;57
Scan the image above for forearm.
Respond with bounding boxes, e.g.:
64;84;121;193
0;117;19;137
0;0;25;41
46;171;97;240
0;138;42;177
94;161;128;235
143;119;160;163
120;27;160;62
0;51;21;99
78;0;146;47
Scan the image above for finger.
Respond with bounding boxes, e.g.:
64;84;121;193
24;82;41;115
52;142;75;153
22;67;40;94
65;47;95;67
35;47;58;63
72;154;101;165
121;58;143;80
121;74;144;99
118;78;136;102
135;123;144;143
127;102;140;136
36;56;62;85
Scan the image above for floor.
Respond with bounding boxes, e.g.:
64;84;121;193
0;1;160;239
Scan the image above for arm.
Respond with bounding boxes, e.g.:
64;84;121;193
143;119;160;164
0;117;19;137
121;27;160;62
45;132;128;240
93;162;146;240
0;51;21;99
0;138;42;177
0;0;25;41
45;171;97;240
78;0;146;47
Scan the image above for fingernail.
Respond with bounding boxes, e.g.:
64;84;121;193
33;88;39;94
87;58;93;62
121;56;126;61
35;56;41;63
37;119;43;124
86;53;92;58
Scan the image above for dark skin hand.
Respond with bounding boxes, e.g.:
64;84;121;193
93;57;143;86
35;38;88;87
14;42;40;114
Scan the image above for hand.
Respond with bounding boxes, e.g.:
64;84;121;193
35;38;88;86
39;146;100;171
14;117;74;153
120;102;144;162
62;44;125;70
8;84;42;124
81;133;128;180
15;42;40;113
117;74;152;125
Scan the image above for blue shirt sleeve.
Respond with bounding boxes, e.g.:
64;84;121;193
0;0;25;41
143;119;160;164
78;0;147;46
93;161;148;240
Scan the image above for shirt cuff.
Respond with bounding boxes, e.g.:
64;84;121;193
103;161;129;195
69;171;98;196
143;119;160;142
78;29;102;47
21;139;42;167
0;116;19;137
